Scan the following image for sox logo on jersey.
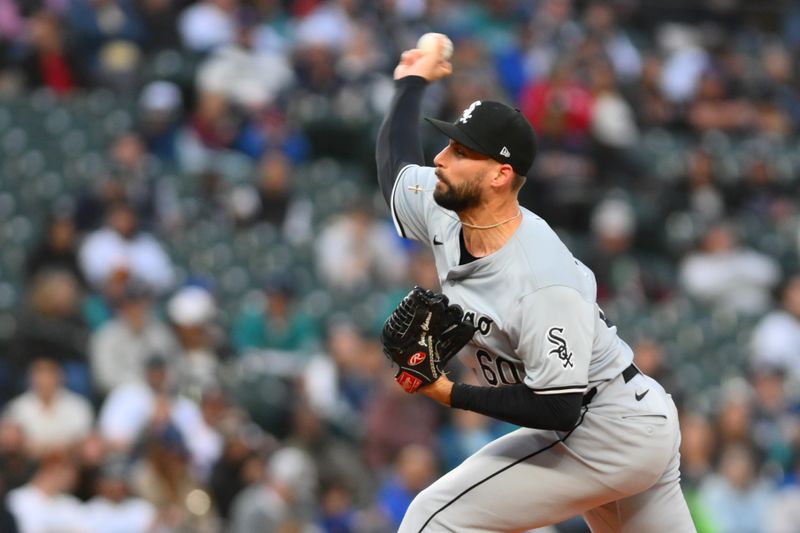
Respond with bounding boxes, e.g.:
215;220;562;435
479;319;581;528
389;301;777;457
547;327;574;368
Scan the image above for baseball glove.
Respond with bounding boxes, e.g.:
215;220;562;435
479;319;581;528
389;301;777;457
381;286;477;393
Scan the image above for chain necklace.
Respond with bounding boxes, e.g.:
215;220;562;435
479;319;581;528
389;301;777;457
447;209;522;230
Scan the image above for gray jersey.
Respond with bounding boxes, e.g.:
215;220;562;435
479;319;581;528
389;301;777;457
390;164;633;393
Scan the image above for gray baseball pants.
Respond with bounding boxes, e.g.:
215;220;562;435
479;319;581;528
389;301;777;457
399;371;696;532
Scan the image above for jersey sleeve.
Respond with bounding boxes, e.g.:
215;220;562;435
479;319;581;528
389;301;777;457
515;286;594;394
389;164;438;241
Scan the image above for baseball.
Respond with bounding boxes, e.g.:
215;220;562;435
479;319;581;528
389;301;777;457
416;33;453;60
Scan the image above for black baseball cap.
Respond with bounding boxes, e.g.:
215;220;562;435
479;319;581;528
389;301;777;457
425;100;537;176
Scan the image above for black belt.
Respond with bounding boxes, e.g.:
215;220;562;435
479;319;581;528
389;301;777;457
582;363;640;406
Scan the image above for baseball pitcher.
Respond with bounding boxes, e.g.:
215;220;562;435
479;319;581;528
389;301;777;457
375;36;696;532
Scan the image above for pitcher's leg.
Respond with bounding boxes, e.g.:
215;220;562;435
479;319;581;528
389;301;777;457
399;426;616;533
583;401;695;533
584;464;695;533
615;449;695;533
582;501;622;533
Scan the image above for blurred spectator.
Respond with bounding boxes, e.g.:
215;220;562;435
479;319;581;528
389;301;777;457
293;0;355;53
227;151;314;245
519;59;592;150
363;372;439;471
136;0;183;52
209;430;268;520
67;0;145;55
679;221;781;315
317;481;359;533
716;381;756;450
11;270;89;393
230;446;320;533
2;358;93;456
25;211;85;287
0;0;23;48
585;196;646;303
582;1;641;82
750;274;800;381
73;432;107;502
97;355;200;455
667;148;727;226
285;402;373;506
768;450;800;533
0;420;36;492
633;53;679;129
196;17;294;110
72;134;179;233
179;0;238;53
167;285;224;397
376;444;437;530
233;275;319;354
138;80;184;162
176;90;247;172
687;67;754;133
750;367;799;470
679;412;717;489
6;451;87;532
658;24;708;103
0;477;17;532
757;44;800;131
130;424;219;532
303;320;380;437
19;11;87;94
588;61;639;184
107;133;180;231
731;154;795;224
188;388;229;483
89;282;178;394
315;203;409;291
525;0;583;78
697;443;773;533
239;105;310;164
78;202;176;294
84;456;157;532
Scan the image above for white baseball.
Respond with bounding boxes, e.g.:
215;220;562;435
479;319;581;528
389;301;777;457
416;33;453;60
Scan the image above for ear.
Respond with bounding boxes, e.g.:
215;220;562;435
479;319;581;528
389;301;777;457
489;164;516;190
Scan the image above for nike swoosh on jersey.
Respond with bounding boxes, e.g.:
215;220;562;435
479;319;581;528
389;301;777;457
635;389;650;401
433;236;443;245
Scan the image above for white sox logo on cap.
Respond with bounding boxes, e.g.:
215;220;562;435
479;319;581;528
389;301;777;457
459;100;482;124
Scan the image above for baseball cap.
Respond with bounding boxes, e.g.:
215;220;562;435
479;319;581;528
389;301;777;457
167;285;216;326
425;100;538;176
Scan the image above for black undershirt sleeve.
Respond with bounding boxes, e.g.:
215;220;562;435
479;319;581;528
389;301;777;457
376;76;428;204
450;383;583;431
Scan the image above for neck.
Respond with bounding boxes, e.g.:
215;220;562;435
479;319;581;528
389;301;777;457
459;200;521;257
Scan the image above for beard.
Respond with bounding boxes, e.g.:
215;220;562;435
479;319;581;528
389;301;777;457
433;170;483;212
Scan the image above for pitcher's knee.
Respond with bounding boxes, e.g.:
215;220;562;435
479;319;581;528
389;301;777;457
399;486;453;532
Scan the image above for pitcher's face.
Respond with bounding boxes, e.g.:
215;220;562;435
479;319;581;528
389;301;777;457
433;141;496;212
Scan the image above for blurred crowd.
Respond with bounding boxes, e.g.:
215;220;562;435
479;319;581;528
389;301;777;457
1;0;800;532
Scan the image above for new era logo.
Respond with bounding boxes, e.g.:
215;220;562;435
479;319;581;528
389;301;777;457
500;146;511;157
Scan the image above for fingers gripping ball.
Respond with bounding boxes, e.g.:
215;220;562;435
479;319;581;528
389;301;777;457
381;287;477;393
416;33;453;61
